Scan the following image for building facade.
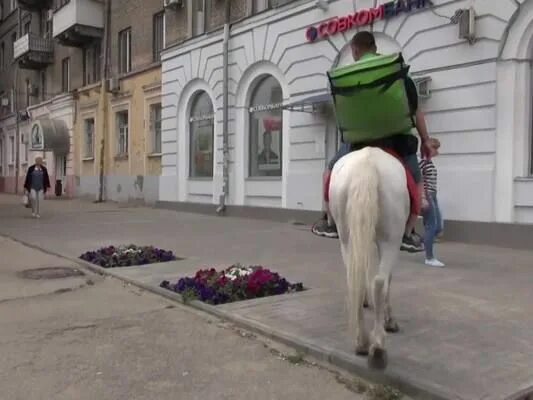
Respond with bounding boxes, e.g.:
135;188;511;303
0;0;94;197
160;0;533;224
74;0;168;203
0;0;172;203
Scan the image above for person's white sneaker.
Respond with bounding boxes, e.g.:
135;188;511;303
31;213;36;218
35;214;40;219
425;258;445;267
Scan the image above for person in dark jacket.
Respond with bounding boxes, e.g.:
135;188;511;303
24;157;51;218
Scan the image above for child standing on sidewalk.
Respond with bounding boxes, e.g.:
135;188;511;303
420;138;444;267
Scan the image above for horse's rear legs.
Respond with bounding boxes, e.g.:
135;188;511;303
368;241;399;370
368;274;387;369
385;274;400;333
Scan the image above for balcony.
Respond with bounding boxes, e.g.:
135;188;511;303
53;0;104;47
14;33;54;70
18;0;52;11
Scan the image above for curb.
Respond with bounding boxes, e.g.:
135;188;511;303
2;234;456;400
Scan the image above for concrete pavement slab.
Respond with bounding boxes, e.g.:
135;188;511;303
1;195;533;400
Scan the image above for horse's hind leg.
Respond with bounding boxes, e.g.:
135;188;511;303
368;274;387;369
368;241;397;370
385;274;400;333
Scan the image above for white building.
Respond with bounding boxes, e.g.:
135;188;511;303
160;0;533;224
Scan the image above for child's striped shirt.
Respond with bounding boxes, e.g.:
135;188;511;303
419;159;437;193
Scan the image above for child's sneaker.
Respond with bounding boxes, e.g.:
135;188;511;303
425;258;445;268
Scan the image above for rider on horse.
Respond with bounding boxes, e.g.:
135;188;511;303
313;31;432;252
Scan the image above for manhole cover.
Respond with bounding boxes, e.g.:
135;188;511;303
18;267;85;280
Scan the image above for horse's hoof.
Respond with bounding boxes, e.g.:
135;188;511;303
385;319;400;333
368;346;388;370
355;344;369;356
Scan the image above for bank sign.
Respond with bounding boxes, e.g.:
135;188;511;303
306;0;428;43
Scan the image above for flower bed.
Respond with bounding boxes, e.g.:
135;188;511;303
80;245;177;268
160;264;304;305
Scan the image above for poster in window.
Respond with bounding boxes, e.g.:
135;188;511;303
257;115;281;172
31;123;44;150
192;117;213;177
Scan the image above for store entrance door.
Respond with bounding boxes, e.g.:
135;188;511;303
55;154;66;196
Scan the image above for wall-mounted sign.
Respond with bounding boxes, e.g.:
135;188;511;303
30;123;44;150
306;0;429;43
249;102;285;113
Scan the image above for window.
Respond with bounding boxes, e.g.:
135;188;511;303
118;28;132;74
25;79;30;107
193;0;209;36
84;118;95;158
153;12;164;62
0;137;3;175
83;42;101;85
116;111;129;155
149;103;162;154
248;75;283;177
42;9;53;38
9;136;14;164
0;3;3;21
10;0;17;13
24;21;30;35
0;43;4;70
21;134;27;163
40;71;46;101
61;57;70;92
11;32;16;61
253;0;294;13
189;92;214;178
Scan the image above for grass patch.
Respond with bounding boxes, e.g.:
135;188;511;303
367;384;403;400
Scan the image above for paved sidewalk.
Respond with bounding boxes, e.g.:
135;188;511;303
0;235;373;400
1;195;533;400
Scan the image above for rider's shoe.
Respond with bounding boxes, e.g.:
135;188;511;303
411;230;423;243
311;214;339;238
401;233;424;253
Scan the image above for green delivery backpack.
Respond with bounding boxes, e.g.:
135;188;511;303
327;53;415;144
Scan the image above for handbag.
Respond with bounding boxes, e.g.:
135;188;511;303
22;193;29;206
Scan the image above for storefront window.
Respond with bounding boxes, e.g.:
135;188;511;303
189;92;214;178
249;75;283;177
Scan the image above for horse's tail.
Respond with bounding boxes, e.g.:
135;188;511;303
346;148;380;344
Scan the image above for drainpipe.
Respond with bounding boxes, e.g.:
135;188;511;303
14;8;22;195
216;0;231;214
97;0;110;202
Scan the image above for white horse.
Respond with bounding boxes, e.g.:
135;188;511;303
329;146;409;370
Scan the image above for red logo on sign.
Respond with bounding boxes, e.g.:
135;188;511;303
305;0;428;43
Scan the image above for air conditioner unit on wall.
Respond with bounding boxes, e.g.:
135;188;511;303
413;76;432;99
164;0;184;10
457;7;476;44
0;97;8;107
106;78;120;94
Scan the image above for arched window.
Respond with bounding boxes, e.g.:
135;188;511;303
189;91;214;178
249;75;283;177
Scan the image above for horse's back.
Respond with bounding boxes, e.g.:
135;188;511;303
329;147;409;239
331;147;406;194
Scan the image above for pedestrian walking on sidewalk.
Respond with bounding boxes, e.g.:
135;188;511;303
23;157;50;219
420;138;444;267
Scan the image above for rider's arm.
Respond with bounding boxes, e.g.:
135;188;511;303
406;78;431;156
415;110;430;143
